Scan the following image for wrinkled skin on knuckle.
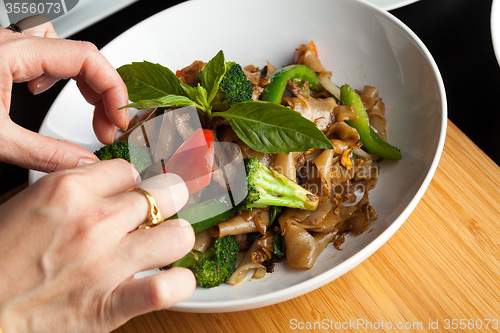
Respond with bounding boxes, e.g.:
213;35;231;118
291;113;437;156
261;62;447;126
35;142;64;172
77;40;109;78
38;171;88;213
32;171;108;252
77;40;99;55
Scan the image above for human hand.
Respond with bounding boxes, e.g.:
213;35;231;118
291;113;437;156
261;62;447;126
0;21;130;172
0;159;195;332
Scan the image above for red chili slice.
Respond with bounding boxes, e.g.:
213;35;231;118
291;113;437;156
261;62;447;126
163;128;214;194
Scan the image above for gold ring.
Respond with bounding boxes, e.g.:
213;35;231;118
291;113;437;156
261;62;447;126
128;187;163;229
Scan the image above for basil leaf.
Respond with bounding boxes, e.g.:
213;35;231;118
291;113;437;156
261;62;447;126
189;84;209;111
120;95;200;110
201;50;226;104
180;83;199;102
117;61;187;101
213;101;334;154
268;206;283;229
273;234;285;257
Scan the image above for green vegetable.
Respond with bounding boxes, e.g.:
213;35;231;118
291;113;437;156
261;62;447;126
117;61;211;112
262;64;323;104
117;51;333;154
340;85;402;160
268;206;283;229
170;157;317;231
172;236;239;288
119;94;200;111
117;61;186;101
94;141;151;173
199;50;226;104
273;233;286;257
211;62;253;110
167;195;236;233
237;157;319;212
212;101;334;154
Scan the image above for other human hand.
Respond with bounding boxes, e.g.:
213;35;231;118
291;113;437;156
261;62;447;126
0;20;130;172
0;159;195;332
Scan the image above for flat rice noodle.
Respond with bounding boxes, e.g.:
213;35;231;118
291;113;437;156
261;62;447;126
298;199;342;233
346;204;372;235
368;99;387;140
284;224;335;269
192;229;213;252
226;240;267;285
217;211;257;237
278;208;313;231
273;152;300;182
359;86;388;141
266;61;277;76
217;209;269;237
314;149;335;193
331;161;355;189
254;231;275;262
294;46;327;73
253;208;270;235
288;95;337;132
329;139;351;154
361;85;378;99
338;191;369;221
324;121;360;147
333;104;358;122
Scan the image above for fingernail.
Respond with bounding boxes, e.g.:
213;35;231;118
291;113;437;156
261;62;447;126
122;108;130;131
132;166;141;183
176;218;193;230
33;76;59;95
138;173;188;212
165;174;189;212
109;126;118;144
77;158;97;167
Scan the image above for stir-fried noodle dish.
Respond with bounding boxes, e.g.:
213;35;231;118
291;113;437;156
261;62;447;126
97;42;402;288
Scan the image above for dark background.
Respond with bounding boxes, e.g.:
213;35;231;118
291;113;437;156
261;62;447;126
1;0;499;196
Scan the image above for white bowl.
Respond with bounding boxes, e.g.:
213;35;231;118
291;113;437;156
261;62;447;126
29;0;447;313
370;0;419;11
492;0;500;66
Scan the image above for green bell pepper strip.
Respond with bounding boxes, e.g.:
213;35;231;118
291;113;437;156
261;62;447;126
170;251;197;268
166;195;236;233
340;84;402;160
262;65;323;104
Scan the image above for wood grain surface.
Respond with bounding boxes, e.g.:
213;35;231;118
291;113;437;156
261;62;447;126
112;120;499;332
2;120;498;332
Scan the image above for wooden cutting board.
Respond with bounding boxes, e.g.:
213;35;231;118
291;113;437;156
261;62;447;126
2;120;498;332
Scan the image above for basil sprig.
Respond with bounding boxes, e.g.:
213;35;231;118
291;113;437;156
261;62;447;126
116;50;333;154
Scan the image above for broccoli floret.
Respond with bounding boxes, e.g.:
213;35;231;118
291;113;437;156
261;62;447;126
173;235;239;288
94;141;151;173
237;157;319;213
212;62;253;110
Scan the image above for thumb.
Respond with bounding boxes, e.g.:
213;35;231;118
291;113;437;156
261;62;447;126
0;120;99;172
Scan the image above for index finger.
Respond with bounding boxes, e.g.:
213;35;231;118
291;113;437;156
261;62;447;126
1;34;129;133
